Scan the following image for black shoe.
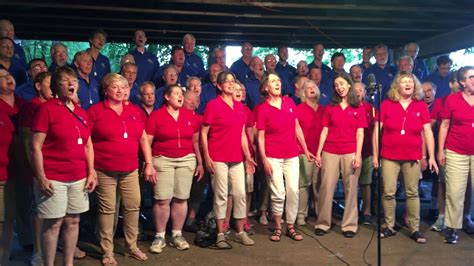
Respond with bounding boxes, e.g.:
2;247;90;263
342;231;356;238
184;220;200;233
314;228;327;236
444;228;459;244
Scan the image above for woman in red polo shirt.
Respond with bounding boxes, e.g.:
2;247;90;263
314;73;366;238
373;71;438;243
146;84;204;253
0;106;15;265
438;66;474;244
257;71;314;242
202;71;255;248
31;66;97;266
295;79;325;226
88;73;154;264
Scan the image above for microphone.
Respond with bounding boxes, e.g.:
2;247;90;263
367;74;377;93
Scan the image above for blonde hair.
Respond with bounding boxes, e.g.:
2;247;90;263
387;72;423;101
301;79;320;103
102;73;128;90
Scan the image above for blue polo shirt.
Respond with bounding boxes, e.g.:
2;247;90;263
230;58;251;83
15;80;36;101
362;64;397;100
424;70;451;99
154;85;166;109
243;74;263;110
275;62;296;96
129;82;140;105
131;48;159;85
77;73;101;110
0;58;27;86
90;51;111;83
14;43;27;69
359;62;372;72
198;82;218;114
318;79;333;106
184;52;205;78
308;61;331;80
413;58;428;82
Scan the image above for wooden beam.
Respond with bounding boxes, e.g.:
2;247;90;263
416;23;474;58
0;2;469;24
159;0;474;14
1;12;446;33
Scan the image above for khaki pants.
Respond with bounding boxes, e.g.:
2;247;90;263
298;154;320;219
445;150;474;229
381;159;420;233
96;170;141;256
267;157;299;224
316;152;360;232
211;162;246;219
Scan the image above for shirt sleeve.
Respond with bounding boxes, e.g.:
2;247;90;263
321;106;331;127
202;101;215;126
419;102;431;124
357;106;368;128
439;95;453;120
145;111;158;136
256;105;267;131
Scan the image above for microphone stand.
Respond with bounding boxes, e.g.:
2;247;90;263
368;84;382;266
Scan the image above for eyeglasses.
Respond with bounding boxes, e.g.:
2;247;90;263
58;79;79;85
224;80;236;84
31;64;48;71
266;59;276;63
0;45;13;49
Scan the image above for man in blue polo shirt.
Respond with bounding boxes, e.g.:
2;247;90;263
154;64;180;109
131;29;159;85
424;55;452;99
74;51;101;110
230;42;253;83
359;46;372;72
362;44;397;100
309;66;332;106
183;34;205;79
212;47;228;71
264;54;277;72
0;37;27;86
350;64;363;83
16;58;48;101
296;60;309;78
153;46;188;88
275;46;296;97
328;52;347;82
199;63;223;114
244;56;264;110
0;19;26;68
121;62;140;105
87;29;111;83
49;42;72;72
308;43;331;80
404;42;428;82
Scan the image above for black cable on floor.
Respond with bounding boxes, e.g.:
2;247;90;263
362;223;377;266
298;227;351;266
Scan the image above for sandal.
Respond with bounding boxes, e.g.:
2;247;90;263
74;247;87;260
270;228;282;242
101;256;117;266
212;234;232;249
286;226;303;241
380;227;396;238
410;231;427;244
126;249;148;261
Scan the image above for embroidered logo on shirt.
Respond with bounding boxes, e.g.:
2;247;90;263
416;112;420;117
101;63;106;68
289;108;293;113
187;121;191;126
147;59;153;64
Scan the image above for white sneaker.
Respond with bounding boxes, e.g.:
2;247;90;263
30;252;44;266
431;215;446;232
234;231;255;246
149;236;166;253
170;235;190;251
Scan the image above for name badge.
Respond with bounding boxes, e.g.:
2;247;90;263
77;138;83;145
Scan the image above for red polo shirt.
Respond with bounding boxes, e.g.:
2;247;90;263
440;91;474;155
32;98;90;182
0;111;14;181
203;96;246;162
361;102;375;158
19;97;43;129
296;102;325;155
88;100;145;172
430;96;447;124
379;99;430;160
146;106;198;158
322;103;367;155
257;96;299;159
